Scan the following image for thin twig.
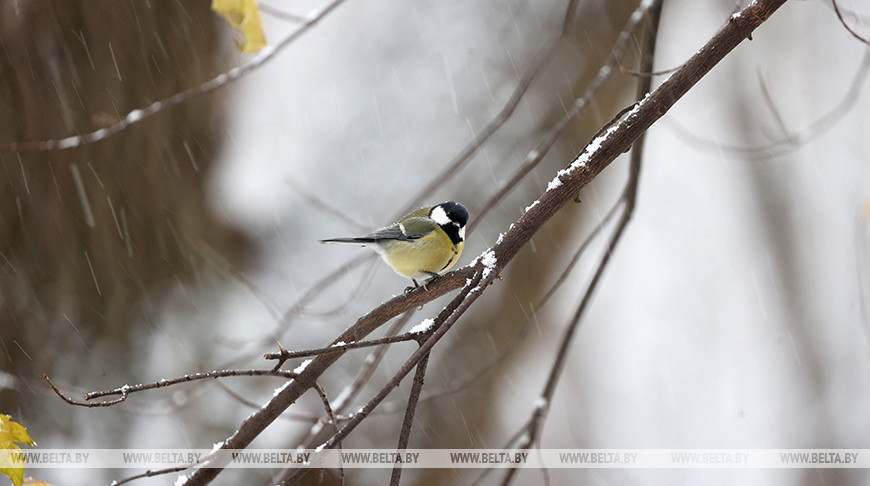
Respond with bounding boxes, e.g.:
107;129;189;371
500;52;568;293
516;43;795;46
45;369;297;407
286;175;371;233
110;466;192;486
832;0;870;44
45;374;128;407
295;310;417;452
500;2;661;482
266;330;423;366
667;48;870;159
0;0;351;153
390;347;431;486
469;0;661;232
399;0;582;215
314;384;344;486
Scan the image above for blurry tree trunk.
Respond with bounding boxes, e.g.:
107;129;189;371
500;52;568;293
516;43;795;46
0;1;246;412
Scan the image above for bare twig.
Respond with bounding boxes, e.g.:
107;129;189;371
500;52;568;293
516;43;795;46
832;0;870;44
470;0;662;231
313;384;344;485
295;310;418;452
667;49;870;158
398;0;582;215
265;330;422;369
501;2;661;482
0;0;350;153
390;346;431;486
45;374;128;407
286;175;371;233
46;369;297;408
111;466;193;486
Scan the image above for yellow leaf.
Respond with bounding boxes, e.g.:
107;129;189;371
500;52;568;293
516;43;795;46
211;0;268;54
0;415;36;486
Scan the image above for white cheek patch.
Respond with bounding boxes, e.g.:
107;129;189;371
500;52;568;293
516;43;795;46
430;206;450;226
459;225;466;240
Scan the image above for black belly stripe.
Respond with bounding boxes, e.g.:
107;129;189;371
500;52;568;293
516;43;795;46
438;246;459;273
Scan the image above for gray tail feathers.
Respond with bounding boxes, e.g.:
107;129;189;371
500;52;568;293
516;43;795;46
320;237;377;243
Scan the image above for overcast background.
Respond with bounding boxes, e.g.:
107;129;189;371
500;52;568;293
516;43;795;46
1;0;868;484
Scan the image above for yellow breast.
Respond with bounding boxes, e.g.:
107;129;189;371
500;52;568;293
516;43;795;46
380;230;464;279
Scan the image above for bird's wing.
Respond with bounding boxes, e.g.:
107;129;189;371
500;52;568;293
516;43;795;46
369;217;435;241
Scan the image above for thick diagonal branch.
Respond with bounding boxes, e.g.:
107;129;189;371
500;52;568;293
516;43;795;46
182;1;790;483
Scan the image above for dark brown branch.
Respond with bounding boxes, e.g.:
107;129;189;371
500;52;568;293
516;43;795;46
183;1;791;483
403;191;625;411
296;310;417;451
390;348;431;486
278;271;486;486
46;369;298;407
265;329;422;367
313;384;344;485
111;466;192;486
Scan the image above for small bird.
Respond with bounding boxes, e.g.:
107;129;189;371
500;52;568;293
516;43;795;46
321;201;469;288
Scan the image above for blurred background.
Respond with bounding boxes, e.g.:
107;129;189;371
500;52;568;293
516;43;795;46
1;0;869;484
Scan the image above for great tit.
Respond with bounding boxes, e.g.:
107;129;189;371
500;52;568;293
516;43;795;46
321;201;469;287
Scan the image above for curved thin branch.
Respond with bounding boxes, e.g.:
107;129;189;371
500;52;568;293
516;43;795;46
832;0;870;44
666;48;870;159
0;0;350;153
45;369;298;407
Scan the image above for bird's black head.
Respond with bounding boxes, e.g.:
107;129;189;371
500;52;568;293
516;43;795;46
429;201;468;245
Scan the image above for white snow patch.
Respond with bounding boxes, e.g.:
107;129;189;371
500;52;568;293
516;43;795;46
272;378;294;398
56;136;79;149
546;177;563;191
126;109;143;123
480;250;497;269
293;359;313;374
410;318;435;334
524;200;540;212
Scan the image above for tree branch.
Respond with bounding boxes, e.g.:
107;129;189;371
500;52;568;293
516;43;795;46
177;1;793;483
501;0;661;482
